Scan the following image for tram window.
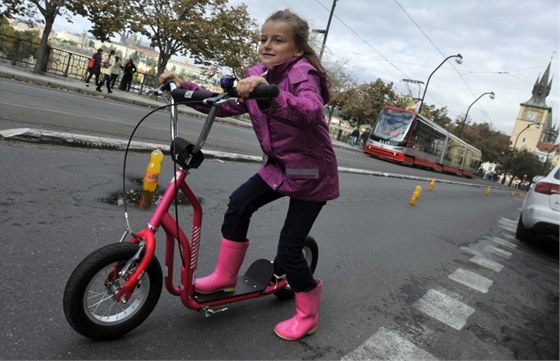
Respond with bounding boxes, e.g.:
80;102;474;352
412;122;445;156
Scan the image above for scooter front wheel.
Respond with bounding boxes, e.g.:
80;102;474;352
273;236;319;300
63;243;162;340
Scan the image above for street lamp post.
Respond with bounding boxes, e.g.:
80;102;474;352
457;91;495;137
418;53;463;114
502;123;540;185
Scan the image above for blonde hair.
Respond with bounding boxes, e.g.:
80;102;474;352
265;10;329;84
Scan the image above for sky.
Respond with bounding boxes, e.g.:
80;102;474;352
53;0;559;136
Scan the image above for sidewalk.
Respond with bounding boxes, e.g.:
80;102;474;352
0;63;357;152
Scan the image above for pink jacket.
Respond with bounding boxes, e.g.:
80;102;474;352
181;57;339;202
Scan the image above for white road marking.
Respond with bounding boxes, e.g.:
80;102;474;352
499;231;516;240
448;268;493;293
460;246;483;257
484;245;512;259
470;255;504;272
498;217;517;226
341;327;438;361
497;223;516;232
413;289;475;330
486;236;517;249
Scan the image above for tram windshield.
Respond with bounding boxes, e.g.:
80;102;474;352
372;107;416;142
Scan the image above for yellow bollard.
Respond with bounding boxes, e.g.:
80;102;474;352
409;185;422;205
485;187;491;196
511;191;516;197
428;178;436;191
519;192;525;200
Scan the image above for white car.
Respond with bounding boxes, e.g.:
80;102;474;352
516;163;560;242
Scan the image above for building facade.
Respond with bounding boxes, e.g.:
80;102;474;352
510;61;559;166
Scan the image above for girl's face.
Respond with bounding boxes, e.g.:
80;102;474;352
258;20;303;68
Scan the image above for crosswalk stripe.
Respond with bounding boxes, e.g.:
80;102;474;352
484;245;512;259
469;255;504;272
341;327;438;361
448;268;493;293
413;288;475;330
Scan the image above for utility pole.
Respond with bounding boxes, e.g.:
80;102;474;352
319;0;337;60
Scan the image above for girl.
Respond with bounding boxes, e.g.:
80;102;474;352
159;9;339;341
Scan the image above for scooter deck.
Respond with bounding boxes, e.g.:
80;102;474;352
193;258;274;303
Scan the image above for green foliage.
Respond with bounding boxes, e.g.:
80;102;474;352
331;78;398;128
2;0;85;73
416;103;453;128
0;15;41;61
510;150;544;181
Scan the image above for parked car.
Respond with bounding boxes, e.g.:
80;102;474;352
516;163;560;242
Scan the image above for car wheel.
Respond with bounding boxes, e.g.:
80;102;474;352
516;215;536;242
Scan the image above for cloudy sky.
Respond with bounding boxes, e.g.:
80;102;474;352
55;0;559;136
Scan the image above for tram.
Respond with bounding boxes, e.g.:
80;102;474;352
363;105;482;178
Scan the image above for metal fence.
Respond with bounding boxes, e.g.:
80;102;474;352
0;32;155;94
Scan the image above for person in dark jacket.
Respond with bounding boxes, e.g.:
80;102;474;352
350;128;359;146
360;127;371;148
159;9;338;341
119;58;137;91
84;48;103;87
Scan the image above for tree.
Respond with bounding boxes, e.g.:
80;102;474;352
1;0;84;74
81;0;259;85
419;103;453;129
0;14;42;61
332;79;398;128
508;150;543;186
324;59;356;126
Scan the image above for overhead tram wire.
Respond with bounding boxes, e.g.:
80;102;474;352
393;0;495;125
310;0;410;79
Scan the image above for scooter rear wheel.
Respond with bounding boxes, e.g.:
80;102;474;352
273;236;319;300
63;243;162;340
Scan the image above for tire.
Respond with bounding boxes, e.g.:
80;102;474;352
516;215;536;243
273;236;319;300
63;243;163;340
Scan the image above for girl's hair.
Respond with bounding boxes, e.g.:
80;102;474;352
265;10;330;85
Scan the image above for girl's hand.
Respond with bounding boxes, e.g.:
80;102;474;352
159;72;182;86
236;76;268;99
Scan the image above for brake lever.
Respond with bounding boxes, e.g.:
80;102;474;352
203;92;230;106
147;80;176;96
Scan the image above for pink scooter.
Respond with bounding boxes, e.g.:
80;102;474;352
63;77;319;340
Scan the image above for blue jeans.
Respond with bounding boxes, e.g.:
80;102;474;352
221;174;325;292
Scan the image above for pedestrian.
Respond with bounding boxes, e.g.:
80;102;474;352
350;128;359;146
84;48;103;87
110;56;123;89
360;127;370;148
96;50;115;93
159;9;339;341
119;58;137;91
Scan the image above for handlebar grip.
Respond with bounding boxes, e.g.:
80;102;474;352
170;84;279;104
171;89;219;103
231;84;280;99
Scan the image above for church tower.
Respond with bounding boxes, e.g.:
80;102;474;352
510;60;557;152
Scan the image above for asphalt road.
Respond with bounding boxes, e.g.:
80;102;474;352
1;141;557;360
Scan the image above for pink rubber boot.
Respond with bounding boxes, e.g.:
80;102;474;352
274;280;322;340
195;238;249;294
